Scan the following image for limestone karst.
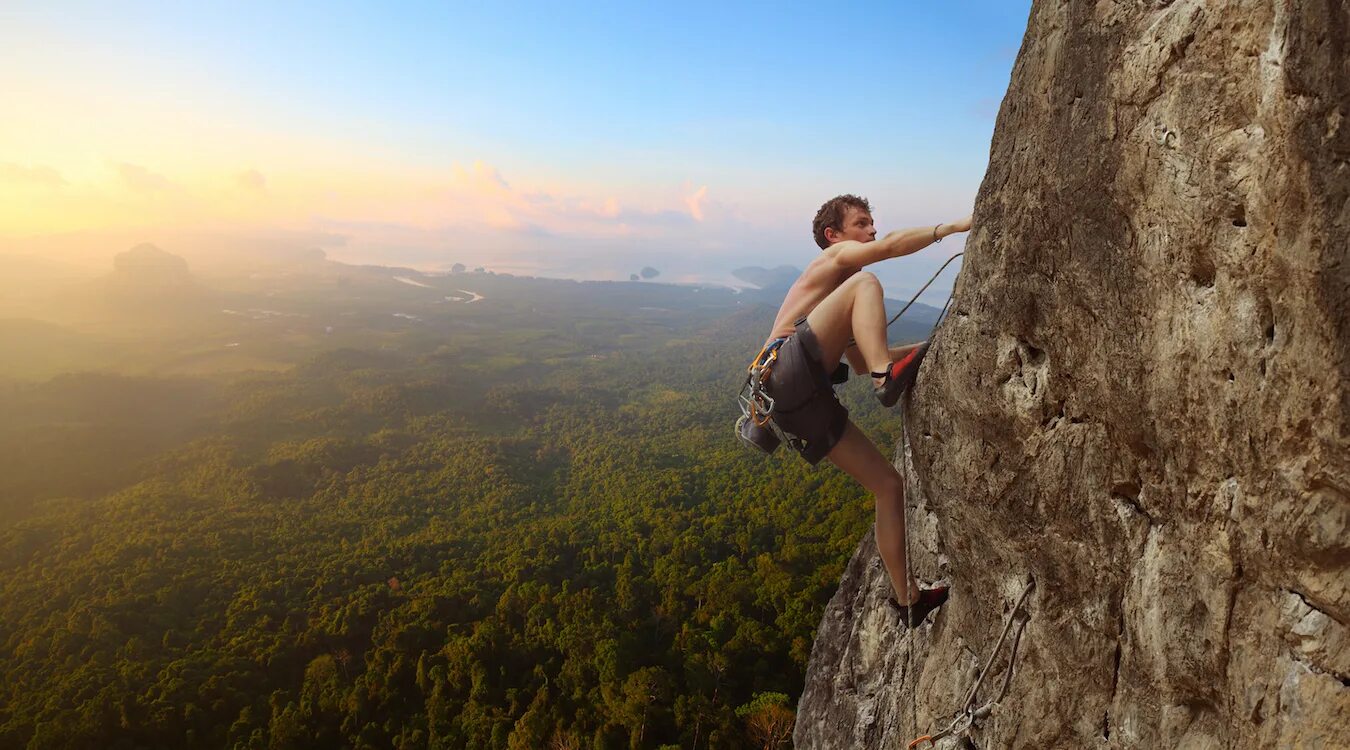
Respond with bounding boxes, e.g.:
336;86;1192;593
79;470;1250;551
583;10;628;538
795;2;1349;747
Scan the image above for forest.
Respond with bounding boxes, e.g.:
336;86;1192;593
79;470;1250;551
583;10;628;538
0;258;926;749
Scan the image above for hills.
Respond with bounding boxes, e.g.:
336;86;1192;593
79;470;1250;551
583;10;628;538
0;251;918;748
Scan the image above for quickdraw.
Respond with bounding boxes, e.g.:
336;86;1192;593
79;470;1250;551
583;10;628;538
906;578;1036;750
743;337;786;426
735;337;791;454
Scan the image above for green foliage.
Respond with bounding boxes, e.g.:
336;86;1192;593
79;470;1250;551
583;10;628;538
0;280;915;748
735;692;794;750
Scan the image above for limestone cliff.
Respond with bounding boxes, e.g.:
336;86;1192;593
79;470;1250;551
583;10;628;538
796;2;1348;747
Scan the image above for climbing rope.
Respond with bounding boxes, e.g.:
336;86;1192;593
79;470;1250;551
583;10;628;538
906;578;1037;750
885;264;1039;749
887;253;963;331
898;397;920;741
888;253;964;742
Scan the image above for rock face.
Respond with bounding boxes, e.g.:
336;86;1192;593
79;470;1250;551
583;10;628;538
796;2;1348;748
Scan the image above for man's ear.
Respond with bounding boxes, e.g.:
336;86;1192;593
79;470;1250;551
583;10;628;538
823;226;840;244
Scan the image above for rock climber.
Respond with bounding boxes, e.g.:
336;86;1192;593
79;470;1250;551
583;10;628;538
758;194;971;624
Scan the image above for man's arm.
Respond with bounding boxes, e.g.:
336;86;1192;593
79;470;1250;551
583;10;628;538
827;215;972;271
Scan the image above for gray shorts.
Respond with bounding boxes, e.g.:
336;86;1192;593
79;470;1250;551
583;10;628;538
764;318;849;465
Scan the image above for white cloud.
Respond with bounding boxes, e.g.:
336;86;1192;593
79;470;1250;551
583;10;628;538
451;160;511;195
684;185;708;222
6;158;826;287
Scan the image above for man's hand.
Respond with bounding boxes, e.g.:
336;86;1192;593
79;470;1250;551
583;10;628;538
936;215;972;240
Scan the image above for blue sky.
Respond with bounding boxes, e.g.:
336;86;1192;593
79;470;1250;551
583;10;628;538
3;1;1032;300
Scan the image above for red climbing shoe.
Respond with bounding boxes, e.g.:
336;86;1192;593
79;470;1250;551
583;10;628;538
872;341;931;407
887;585;949;626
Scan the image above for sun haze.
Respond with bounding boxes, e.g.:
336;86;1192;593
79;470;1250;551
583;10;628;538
1;2;1029;292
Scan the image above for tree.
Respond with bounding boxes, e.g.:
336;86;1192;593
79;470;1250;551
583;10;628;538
506;686;551;750
548;728;583;749
621;666;672;749
734;692;794;750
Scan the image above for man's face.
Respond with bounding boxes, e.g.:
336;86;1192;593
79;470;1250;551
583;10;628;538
830;206;876;244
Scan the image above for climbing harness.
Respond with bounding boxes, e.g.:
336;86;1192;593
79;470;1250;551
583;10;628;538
745;337;786;426
906;578;1037;750
735;337;789;453
735;253;964;455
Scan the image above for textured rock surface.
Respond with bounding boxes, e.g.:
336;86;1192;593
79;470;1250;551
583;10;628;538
796;1;1348;747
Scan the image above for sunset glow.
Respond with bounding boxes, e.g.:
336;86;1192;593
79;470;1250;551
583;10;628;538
2;1;1030;292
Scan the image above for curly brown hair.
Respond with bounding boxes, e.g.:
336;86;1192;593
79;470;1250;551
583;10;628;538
812;194;872;249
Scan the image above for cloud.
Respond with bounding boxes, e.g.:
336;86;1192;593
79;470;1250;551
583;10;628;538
4;156;768;281
452;160;511;196
684;185;708;222
235;169;267;192
0;162;67;187
483;206;524;230
115;162;176;193
427;161;702;240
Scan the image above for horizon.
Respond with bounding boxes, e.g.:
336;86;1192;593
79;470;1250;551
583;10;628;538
2;2;1031;302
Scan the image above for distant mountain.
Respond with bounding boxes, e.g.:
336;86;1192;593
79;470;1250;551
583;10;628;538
640;266;660;279
882;297;947;326
732;265;801;290
71;244;218;328
111;243;193;287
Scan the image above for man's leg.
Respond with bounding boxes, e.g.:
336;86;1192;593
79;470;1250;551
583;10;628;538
805;272;892;379
826;420;920;604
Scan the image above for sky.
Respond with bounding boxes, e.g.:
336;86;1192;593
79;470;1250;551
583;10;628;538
1;1;1032;300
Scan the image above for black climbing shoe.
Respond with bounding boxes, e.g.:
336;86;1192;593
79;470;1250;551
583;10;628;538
887;585;949;626
871;341;930;408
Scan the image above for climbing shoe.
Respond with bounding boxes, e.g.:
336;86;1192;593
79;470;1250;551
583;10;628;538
871;341;931;407
886;585;949;626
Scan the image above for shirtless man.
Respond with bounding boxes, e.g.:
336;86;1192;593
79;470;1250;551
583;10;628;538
759;194;971;623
